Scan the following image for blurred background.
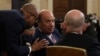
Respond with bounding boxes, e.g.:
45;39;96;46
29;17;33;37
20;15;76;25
0;0;100;17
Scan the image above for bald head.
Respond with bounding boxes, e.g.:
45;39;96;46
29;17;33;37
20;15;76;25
64;9;85;28
40;9;53;16
38;9;55;34
38;9;54;22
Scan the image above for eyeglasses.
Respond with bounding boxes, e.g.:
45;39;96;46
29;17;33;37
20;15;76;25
25;9;37;19
28;12;37;18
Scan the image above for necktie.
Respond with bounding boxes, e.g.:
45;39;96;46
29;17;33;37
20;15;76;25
51;35;56;44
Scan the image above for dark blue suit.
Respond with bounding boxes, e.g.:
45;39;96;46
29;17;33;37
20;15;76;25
31;28;61;56
56;33;100;56
0;10;30;56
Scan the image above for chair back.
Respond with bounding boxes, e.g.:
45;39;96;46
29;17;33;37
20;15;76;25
46;46;87;56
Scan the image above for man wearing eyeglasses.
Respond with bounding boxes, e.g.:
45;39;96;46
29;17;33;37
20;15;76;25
0;3;48;56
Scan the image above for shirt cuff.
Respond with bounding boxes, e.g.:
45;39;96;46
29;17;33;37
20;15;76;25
29;46;32;53
26;42;32;56
28;46;32;56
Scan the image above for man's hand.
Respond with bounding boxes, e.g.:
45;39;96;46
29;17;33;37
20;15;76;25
31;38;49;51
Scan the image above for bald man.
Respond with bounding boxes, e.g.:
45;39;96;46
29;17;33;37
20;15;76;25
56;9;100;56
31;9;61;56
0;3;48;56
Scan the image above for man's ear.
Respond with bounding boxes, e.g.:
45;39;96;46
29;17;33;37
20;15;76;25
61;22;66;32
82;23;88;32
62;22;68;34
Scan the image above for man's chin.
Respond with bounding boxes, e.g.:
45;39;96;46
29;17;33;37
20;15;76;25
46;31;53;35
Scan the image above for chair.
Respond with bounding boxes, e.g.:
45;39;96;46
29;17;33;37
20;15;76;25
46;46;87;56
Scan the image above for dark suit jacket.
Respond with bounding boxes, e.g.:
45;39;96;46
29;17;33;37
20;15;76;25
0;10;30;56
56;33;100;56
31;28;61;56
83;23;98;39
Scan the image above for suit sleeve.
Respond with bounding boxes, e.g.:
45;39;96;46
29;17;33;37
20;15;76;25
87;37;100;56
3;11;30;56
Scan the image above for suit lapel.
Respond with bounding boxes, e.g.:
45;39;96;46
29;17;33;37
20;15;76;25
36;28;54;45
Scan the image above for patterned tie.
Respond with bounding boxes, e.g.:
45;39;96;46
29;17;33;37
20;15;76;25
51;35;57;44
